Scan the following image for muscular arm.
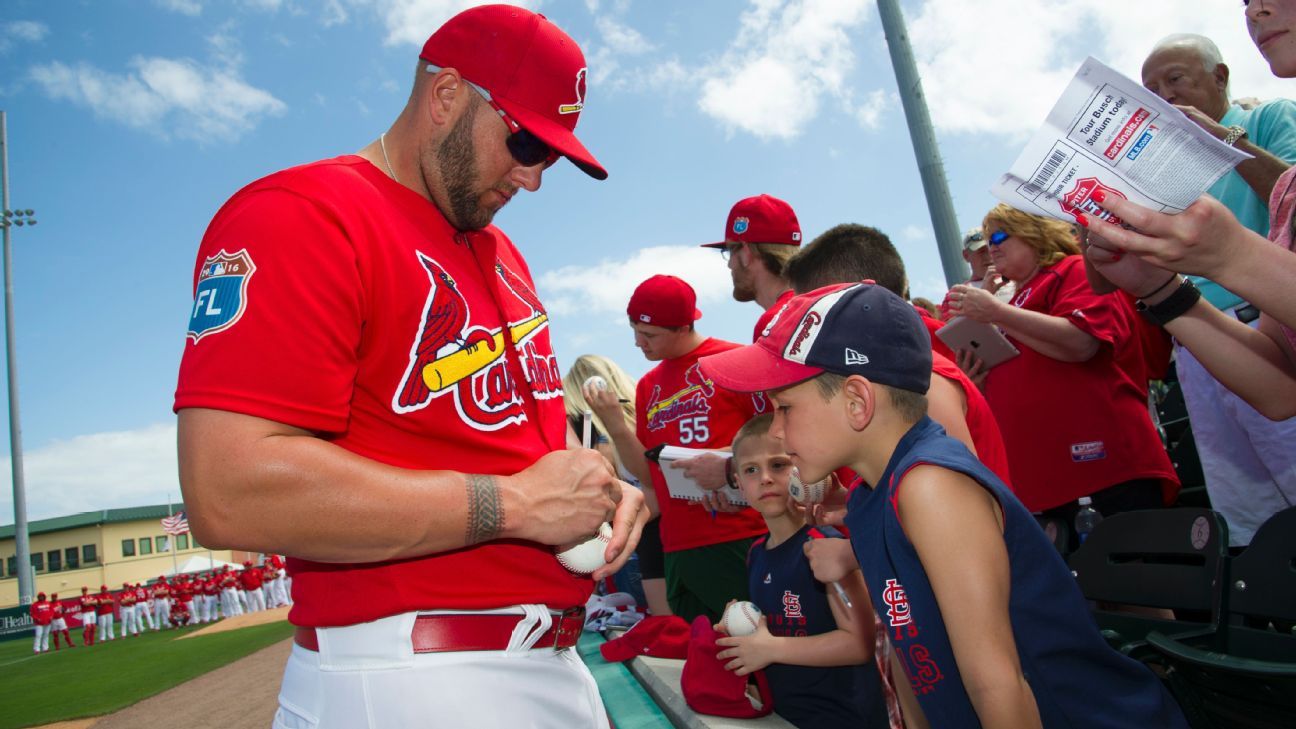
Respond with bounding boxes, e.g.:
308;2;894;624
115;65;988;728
899;465;1042;729
178;408;644;578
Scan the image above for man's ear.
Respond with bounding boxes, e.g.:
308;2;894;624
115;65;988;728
424;67;463;127
842;375;876;432
1214;63;1229;95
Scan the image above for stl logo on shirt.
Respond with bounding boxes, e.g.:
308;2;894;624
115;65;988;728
882;578;919;640
392;253;556;431
187;249;256;343
781;590;804;620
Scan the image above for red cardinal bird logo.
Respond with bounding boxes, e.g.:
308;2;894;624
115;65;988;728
495;261;546;317
395;253;470;410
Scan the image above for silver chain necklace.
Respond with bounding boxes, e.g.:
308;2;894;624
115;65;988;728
379;132;400;184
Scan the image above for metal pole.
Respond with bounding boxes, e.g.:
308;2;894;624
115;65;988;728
0;110;33;605
875;0;968;288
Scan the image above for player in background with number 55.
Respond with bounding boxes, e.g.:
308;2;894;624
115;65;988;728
627;275;769;622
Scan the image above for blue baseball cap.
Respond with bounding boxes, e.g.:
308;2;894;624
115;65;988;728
698;282;931;394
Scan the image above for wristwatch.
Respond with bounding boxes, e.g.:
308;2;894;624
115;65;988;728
1222;125;1248;147
1136;277;1202;327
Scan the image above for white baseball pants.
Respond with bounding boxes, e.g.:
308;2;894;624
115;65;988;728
273;607;609;729
33;623;51;652
97;613;115;640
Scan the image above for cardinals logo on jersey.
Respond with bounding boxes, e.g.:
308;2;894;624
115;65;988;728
392;253;559;430
645;363;715;431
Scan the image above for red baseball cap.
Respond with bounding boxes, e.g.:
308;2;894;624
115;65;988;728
420;4;606;180
701;194;802;249
600;615;692;662
627;275;702;328
680;616;774;719
698;282;932;394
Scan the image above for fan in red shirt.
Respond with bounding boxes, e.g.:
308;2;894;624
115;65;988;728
947;205;1178;550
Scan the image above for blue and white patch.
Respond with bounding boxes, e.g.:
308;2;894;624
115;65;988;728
732;216;750;235
187;249;256;343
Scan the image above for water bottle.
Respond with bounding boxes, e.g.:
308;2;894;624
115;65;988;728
1074;496;1103;544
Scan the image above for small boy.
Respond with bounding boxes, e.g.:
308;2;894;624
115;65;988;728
699;282;1187;729
715;413;888;729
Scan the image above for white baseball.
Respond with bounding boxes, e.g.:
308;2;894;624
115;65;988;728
721;600;762;637
555;522;613;575
582;375;608;392
788;468;829;505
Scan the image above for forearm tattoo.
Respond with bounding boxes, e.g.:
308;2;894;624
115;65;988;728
465;474;504;544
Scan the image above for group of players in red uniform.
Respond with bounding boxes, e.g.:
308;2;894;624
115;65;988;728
26;555;290;654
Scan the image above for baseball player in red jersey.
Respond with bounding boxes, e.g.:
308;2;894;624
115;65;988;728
30;592;53;653
267;554;290;607
49;594;74;649
700;194;803;343
174;7;644;727
118;583;138;637
151;576;171;630
94;585;116;641
626;275;769;622
78;586;97;645
133;583;154;630
219;567;241;618
238;560;265;613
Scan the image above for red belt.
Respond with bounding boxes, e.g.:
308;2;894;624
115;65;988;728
293;608;585;654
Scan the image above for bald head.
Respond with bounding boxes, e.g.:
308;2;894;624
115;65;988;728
1142;34;1230;122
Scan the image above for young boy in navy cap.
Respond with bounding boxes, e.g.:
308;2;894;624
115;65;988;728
698;282;1187;728
716;413;888;728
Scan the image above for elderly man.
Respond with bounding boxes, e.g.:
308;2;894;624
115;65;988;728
1142;33;1296;547
175;6;645;728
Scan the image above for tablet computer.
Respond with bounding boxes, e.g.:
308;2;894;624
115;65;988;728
935;316;1021;368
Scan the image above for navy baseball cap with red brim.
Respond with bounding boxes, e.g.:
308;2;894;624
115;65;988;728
699;282;932;395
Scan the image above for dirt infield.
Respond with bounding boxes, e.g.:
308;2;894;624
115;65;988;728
179;606;291;639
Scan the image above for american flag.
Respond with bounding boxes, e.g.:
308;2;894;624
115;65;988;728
161;511;190;536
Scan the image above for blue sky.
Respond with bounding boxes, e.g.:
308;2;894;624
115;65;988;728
0;0;1283;521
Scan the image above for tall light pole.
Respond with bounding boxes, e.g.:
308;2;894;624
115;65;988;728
0;110;36;605
875;0;967;287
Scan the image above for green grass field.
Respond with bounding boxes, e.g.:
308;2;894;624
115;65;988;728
0;620;294;729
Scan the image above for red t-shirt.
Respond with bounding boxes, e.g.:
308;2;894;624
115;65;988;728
30;601;53;625
80;595;96;613
1112;291;1172;386
174;157;588;628
52;602;66;618
95;594;115;616
240;569;263;590
982;257;1178;511
752;290;795;342
930;352;1013;488
636;338;769;552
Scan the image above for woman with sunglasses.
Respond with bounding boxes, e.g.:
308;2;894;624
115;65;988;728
947;204;1179;550
1084;0;1296;420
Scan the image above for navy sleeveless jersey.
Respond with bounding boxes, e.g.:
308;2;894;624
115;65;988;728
845;417;1187;728
747;525;888;728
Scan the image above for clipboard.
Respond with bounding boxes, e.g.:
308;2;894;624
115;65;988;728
644;444;750;506
935;316;1021;368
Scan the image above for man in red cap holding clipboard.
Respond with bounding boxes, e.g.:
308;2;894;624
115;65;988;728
175;6;645;728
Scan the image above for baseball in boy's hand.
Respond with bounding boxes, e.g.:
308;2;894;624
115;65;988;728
789;467;829;504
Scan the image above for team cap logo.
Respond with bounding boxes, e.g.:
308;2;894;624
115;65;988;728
732;217;750;235
559;68;586;115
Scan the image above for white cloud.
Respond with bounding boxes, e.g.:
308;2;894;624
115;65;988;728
909;0;1287;136
854;88;889;130
1;20;49;52
155;0;202;16
595;16;653;55
694;0;871;140
322;0;350;26
0;424;180;522
900;224;930;242
30;57;286;143
537;246;733;318
363;0;539;47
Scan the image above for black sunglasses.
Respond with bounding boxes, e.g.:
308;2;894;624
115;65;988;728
427;64;557;168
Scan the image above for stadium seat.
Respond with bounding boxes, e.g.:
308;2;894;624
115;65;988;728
1145;506;1296;729
1068;508;1229;656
